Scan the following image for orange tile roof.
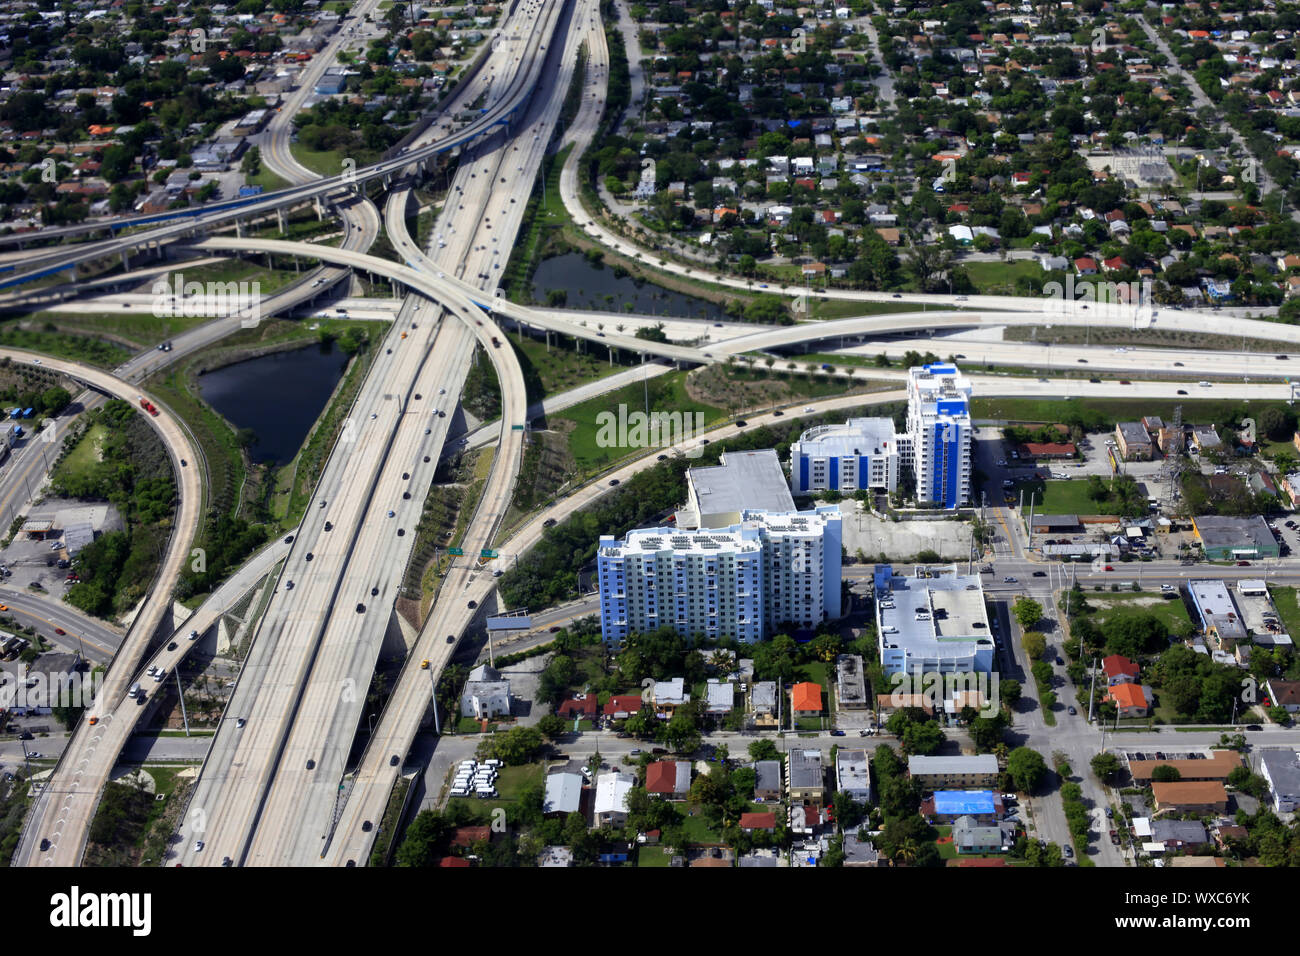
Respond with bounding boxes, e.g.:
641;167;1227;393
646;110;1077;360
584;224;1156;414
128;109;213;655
739;812;777;830
791;682;822;712
1152;781;1228;807
1106;683;1147;710
1128;751;1241;782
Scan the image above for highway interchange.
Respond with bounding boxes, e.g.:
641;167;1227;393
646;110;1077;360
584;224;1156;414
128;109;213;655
5;0;1300;869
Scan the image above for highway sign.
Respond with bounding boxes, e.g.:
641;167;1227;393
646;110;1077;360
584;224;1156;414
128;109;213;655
511;424;525;430
448;548;464;556
480;549;498;559
487;616;532;631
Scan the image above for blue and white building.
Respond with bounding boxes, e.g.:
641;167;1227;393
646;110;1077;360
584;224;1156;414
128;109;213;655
789;418;908;495
906;363;973;509
596;507;842;644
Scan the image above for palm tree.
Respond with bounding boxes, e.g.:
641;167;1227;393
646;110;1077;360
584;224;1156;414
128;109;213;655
893;837;919;866
708;649;736;676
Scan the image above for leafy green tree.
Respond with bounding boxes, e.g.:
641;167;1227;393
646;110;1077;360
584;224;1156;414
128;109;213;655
1021;631;1047;661
1013;598;1044;631
1000;679;1021;708
1090;751;1123;784
970;714;1006;753
395;810;452;867
1006;747;1048;794
536;714;567;740
748;739;779;763
1150;764;1182;783
902;719;944;755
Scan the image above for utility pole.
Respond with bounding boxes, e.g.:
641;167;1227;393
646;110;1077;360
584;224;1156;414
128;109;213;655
175;669;190;736
1087;657;1098;724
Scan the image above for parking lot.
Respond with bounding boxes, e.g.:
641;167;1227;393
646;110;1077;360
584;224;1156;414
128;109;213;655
0;502;123;595
841;505;975;561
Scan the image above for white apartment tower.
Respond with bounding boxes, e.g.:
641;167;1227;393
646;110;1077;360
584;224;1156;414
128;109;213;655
597;507;842;644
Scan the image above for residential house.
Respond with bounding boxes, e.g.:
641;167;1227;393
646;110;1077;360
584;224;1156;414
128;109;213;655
788;749;826;808
1151;781;1228;814
751;681;779;726
925;790;1001;824
704;680;735;715
836;749;872;804
543;772;584;815
739;811;777;832
836;654;869;709
556;694;598;720
791;681;823;717
652;678;690;714
755;760;783;802
1150;819;1208;850
603;695;644;720
952;815;1011;854
1257;749;1300;813
1104;682;1152;718
843;832;881;866
594;772;637;826
645;760;692;799
1102;655;1144;686
877;693;934;717
1266;678;1300;713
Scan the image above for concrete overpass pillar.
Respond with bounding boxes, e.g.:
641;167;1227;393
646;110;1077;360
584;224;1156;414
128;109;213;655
314;198;325;220
293;256;300;273
120;250;130;271
235;219;245;239
277;208;288;233
545;331;550;352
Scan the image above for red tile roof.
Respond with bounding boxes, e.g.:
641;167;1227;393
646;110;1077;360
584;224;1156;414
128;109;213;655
739;812;777;830
450;826;490;848
646;761;681;794
1023;442;1075;456
604;695;643;717
557;695;597;718
1101;655;1139;679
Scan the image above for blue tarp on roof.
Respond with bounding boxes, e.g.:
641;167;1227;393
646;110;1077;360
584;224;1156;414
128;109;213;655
934;790;995;815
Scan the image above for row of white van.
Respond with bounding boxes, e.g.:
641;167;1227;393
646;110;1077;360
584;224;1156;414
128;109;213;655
450;786;498;797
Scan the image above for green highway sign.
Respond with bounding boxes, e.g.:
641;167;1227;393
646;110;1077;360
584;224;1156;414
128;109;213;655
448;548;464;556
511;424;525;430
480;549;498;559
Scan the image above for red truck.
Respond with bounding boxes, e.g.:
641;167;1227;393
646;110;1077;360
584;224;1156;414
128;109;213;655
139;398;159;416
